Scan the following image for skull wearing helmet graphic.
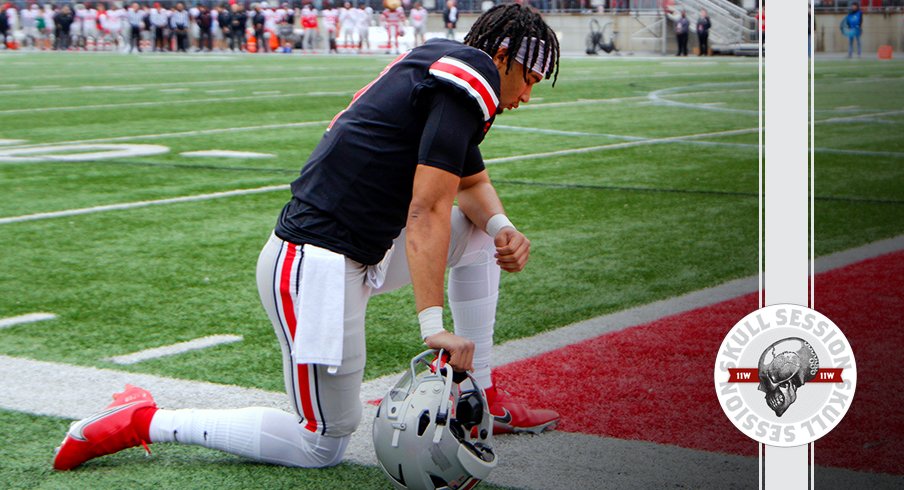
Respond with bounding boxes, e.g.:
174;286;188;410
757;338;819;417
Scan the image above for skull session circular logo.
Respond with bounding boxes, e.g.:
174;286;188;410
713;304;857;447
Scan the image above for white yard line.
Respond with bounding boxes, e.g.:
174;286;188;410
106;335;243;365
3;120;330;150
494;125;904;159
0;235;901;487
0;93;309;115
0;313;56;329
485;128;759;164
821;109;904;123
0;184;289;225
0;74;365;96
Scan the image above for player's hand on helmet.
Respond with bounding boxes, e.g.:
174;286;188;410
424;331;474;372
494;228;530;273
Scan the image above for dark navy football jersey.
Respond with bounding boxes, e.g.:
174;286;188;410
275;38;501;265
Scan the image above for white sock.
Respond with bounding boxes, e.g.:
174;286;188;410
448;234;500;391
450;293;497;389
149;407;348;468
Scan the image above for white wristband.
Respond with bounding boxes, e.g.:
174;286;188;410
418;306;446;340
486;214;515;238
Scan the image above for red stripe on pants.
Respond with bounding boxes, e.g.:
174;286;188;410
279;244;319;432
297;363;319;433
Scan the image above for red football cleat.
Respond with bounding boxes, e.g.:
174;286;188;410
53;384;158;470
486;386;559;435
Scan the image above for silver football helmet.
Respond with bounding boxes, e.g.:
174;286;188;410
373;349;497;490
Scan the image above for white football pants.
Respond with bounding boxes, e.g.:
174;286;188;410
149;207;500;467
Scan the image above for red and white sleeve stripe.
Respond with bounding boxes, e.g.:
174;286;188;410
429;56;499;121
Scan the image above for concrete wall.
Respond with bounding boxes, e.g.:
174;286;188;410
429;12;672;54
814;12;904;54
429;11;904;55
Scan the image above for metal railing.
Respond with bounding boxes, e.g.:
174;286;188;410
669;0;758;45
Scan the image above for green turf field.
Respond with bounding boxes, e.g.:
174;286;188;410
1;51;902;488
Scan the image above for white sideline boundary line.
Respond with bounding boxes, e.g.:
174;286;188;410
0;235;901;488
106;335;244;365
0;313;56;329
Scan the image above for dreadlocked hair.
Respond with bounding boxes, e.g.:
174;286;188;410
464;3;560;86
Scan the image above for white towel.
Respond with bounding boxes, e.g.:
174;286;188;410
365;243;395;289
294;244;346;371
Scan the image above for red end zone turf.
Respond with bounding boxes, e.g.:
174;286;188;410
492;250;904;475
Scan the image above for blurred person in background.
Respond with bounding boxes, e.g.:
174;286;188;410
696;8;710;56
442;0;457;40
674;9;688;56
276;2;294;48
230;3;246;51
321;1;338;53
41;5;56;50
409;1;426;47
149;2;168;51
217;3;231;51
252;3;267;52
300;2;318;52
339;1;354;51
381;0;405;54
54;5;74;50
127;1;144;52
188;3;200;50
21;4;39;49
196;4;212;51
842;2;862;58
354;2;371;52
0;4;9;49
170;2;190;52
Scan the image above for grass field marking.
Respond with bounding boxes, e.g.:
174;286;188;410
648;82;759;116
493;124;647;140
105;335;244;365
0;184;289;225
181;150;275;159
522;88;754;111
0;139;26;145
495;124;904;159
485;127;758;165
3;120;331;150
820;108;904;123
0;74;368;96
0;93;326;115
0;144;170;163
0;313;57;330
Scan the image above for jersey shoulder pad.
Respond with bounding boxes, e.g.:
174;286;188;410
428;47;500;122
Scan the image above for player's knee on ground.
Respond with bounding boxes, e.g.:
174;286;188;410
258;407;352;468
